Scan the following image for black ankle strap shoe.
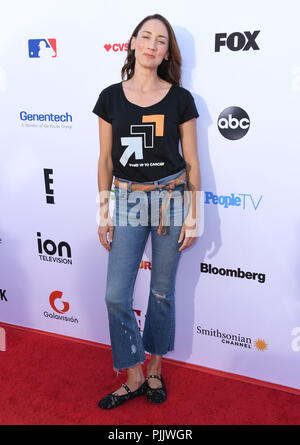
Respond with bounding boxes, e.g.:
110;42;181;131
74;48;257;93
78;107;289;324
145;374;167;404
98;380;147;409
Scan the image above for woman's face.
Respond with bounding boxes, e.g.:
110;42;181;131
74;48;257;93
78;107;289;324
131;19;169;69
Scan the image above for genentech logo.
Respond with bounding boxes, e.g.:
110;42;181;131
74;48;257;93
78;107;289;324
291;327;300;351
37;232;72;265
28;39;57;58
44;168;55;204
0;327;6;351
20;111;72;130
44;290;78;324
215;31;260;52
104;43;128;52
204;192;262;210
201;263;266;284
218;106;250;140
196;326;268;352
0;289;7;302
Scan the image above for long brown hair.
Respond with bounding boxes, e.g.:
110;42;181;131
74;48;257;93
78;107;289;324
121;14;182;86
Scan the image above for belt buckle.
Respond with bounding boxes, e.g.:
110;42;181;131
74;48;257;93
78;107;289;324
118;180;128;191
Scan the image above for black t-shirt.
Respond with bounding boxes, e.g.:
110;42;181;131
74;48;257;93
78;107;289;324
92;81;199;182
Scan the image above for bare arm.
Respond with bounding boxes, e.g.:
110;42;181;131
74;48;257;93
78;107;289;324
97;117;114;251
178;117;201;250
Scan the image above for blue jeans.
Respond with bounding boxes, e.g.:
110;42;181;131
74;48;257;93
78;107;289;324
104;168;190;371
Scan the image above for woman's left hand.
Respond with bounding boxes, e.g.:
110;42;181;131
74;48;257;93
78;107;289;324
177;219;198;251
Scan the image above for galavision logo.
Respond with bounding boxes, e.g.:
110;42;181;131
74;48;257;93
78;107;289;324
44;290;78;324
50;290;69;314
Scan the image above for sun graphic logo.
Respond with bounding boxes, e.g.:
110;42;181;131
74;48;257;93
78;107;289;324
254;338;268;351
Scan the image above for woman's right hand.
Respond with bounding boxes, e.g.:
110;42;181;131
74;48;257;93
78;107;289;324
98;215;114;251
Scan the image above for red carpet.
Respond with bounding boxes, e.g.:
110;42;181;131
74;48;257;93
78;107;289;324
0;324;299;425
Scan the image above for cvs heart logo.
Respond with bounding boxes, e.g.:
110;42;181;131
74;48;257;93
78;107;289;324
104;43;128;52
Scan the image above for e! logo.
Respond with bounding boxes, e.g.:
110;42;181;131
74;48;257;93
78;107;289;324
49;290;70;314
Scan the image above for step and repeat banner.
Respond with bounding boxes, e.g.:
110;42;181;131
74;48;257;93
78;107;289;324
1;0;300;391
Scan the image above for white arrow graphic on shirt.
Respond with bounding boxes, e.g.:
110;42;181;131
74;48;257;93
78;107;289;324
120;136;144;167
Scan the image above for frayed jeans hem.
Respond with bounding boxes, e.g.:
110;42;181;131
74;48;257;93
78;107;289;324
143;347;174;356
113;359;146;373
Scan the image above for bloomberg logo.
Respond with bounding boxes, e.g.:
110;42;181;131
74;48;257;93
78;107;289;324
20;111;72;122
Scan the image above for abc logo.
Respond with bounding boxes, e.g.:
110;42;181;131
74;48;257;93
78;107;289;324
218;107;250;140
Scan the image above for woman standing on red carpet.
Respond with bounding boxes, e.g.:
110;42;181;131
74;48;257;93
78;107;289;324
92;13;200;409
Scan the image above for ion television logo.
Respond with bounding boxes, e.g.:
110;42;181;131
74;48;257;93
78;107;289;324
218;106;250;140
28;39;57;58
37;232;72;265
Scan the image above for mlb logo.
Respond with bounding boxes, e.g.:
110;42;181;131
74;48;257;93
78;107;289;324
28;39;57;58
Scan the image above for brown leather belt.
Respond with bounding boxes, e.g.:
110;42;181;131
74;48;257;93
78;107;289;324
114;170;187;192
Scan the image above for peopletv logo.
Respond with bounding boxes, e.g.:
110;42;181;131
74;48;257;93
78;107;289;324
28;39;57;58
204;192;262;210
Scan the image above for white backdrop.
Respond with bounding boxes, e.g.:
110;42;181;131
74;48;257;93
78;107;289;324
1;0;300;392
